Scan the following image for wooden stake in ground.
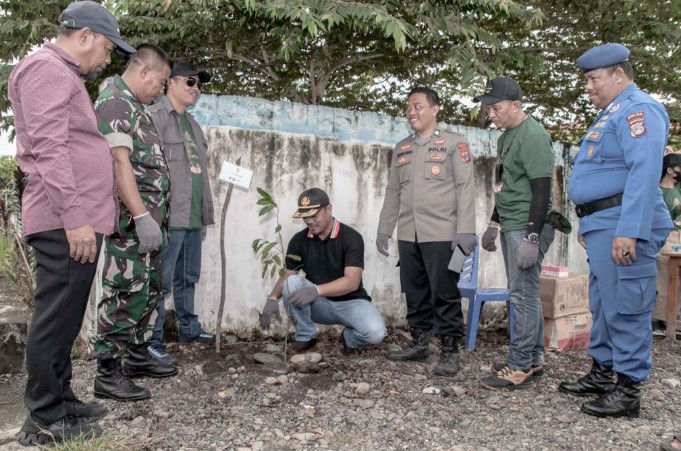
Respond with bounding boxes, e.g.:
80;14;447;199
215;156;241;353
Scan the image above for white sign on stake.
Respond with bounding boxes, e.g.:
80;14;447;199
219;161;253;189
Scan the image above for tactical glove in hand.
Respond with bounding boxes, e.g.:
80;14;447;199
517;241;539;269
481;226;499;252
376;233;390;257
259;298;282;328
451;233;477;255
288;286;319;307
135;213;162;254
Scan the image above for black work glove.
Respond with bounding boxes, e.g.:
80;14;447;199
287;285;319;307
376;233;390;257
259;298;282;328
451;233;477;255
517;241;539;269
135;213;162;254
481;226;499;252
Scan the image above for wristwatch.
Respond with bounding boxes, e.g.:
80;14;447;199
524;233;540;244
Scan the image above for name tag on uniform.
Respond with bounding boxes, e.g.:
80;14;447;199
219;161;253;189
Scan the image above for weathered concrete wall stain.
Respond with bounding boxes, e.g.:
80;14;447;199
81;95;587;338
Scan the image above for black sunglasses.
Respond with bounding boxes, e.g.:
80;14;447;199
174;76;203;89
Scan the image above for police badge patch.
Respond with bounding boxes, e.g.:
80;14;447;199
457;142;471;163
626;111;647;138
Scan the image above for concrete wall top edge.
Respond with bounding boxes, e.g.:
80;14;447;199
191;94;559;158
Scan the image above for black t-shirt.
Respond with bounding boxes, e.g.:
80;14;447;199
285;220;371;302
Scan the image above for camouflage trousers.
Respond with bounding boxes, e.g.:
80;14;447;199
89;241;163;359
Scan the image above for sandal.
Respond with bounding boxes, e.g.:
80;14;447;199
660;435;681;451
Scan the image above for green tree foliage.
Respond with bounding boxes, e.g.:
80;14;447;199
476;0;681;144
0;0;679;145
0;0;542;131
0;157;35;305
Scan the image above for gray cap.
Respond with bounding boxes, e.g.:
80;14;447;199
60;1;136;55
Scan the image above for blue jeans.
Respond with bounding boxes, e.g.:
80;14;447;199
500;225;554;369
282;275;387;348
150;228;203;347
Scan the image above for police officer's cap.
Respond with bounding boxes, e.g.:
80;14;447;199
577;43;630;72
292;188;330;218
473;77;523;105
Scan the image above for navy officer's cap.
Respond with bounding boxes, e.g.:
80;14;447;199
577;43;630;72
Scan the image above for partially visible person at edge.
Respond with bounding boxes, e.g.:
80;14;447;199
654;152;681;335
376;86;476;376
560;43;672;419
89;44;176;402
473;77;556;391
8;0;135;445
259;188;387;355
146;61;216;365
659;434;681;451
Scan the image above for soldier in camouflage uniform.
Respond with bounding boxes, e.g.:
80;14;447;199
89;44;176;402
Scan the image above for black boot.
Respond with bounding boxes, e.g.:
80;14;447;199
94;358;151;401
580;373;641;418
387;328;431;361
558;359;616;397
123;344;178;378
16;415;102;446
433;336;460;376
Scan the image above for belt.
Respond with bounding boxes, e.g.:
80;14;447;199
574;193;623;218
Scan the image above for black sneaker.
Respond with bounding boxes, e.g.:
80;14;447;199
491;361;545;381
65;398;107;422
480;365;534;391
179;331;216;344
16;415;101;446
148;345;177;365
290;338;317;353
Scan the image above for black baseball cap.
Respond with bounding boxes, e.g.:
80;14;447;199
292;188;330;218
170;61;211;84
664;153;681;172
60;1;135;55
474;77;523;105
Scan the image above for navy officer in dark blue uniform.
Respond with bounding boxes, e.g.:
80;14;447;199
559;43;672;418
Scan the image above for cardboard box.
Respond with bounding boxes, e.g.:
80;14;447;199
544;312;592;352
541;265;569;278
540;273;589;319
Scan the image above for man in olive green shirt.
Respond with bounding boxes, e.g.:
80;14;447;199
475;77;555;390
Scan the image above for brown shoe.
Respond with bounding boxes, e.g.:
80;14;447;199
491;361;545;381
480;365;533;391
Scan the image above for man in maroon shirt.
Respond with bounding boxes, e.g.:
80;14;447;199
8;1;134;446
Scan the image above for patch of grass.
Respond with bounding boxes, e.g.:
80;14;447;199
38;432;154;451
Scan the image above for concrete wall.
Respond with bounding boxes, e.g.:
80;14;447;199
84;95;589;337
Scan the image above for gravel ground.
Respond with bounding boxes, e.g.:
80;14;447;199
1;324;680;451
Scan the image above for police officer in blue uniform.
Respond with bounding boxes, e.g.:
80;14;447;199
559;43;672;418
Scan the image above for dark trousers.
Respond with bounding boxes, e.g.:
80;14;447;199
24;229;102;425
398;240;463;338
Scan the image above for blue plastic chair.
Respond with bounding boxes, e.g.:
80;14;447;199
458;239;514;351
